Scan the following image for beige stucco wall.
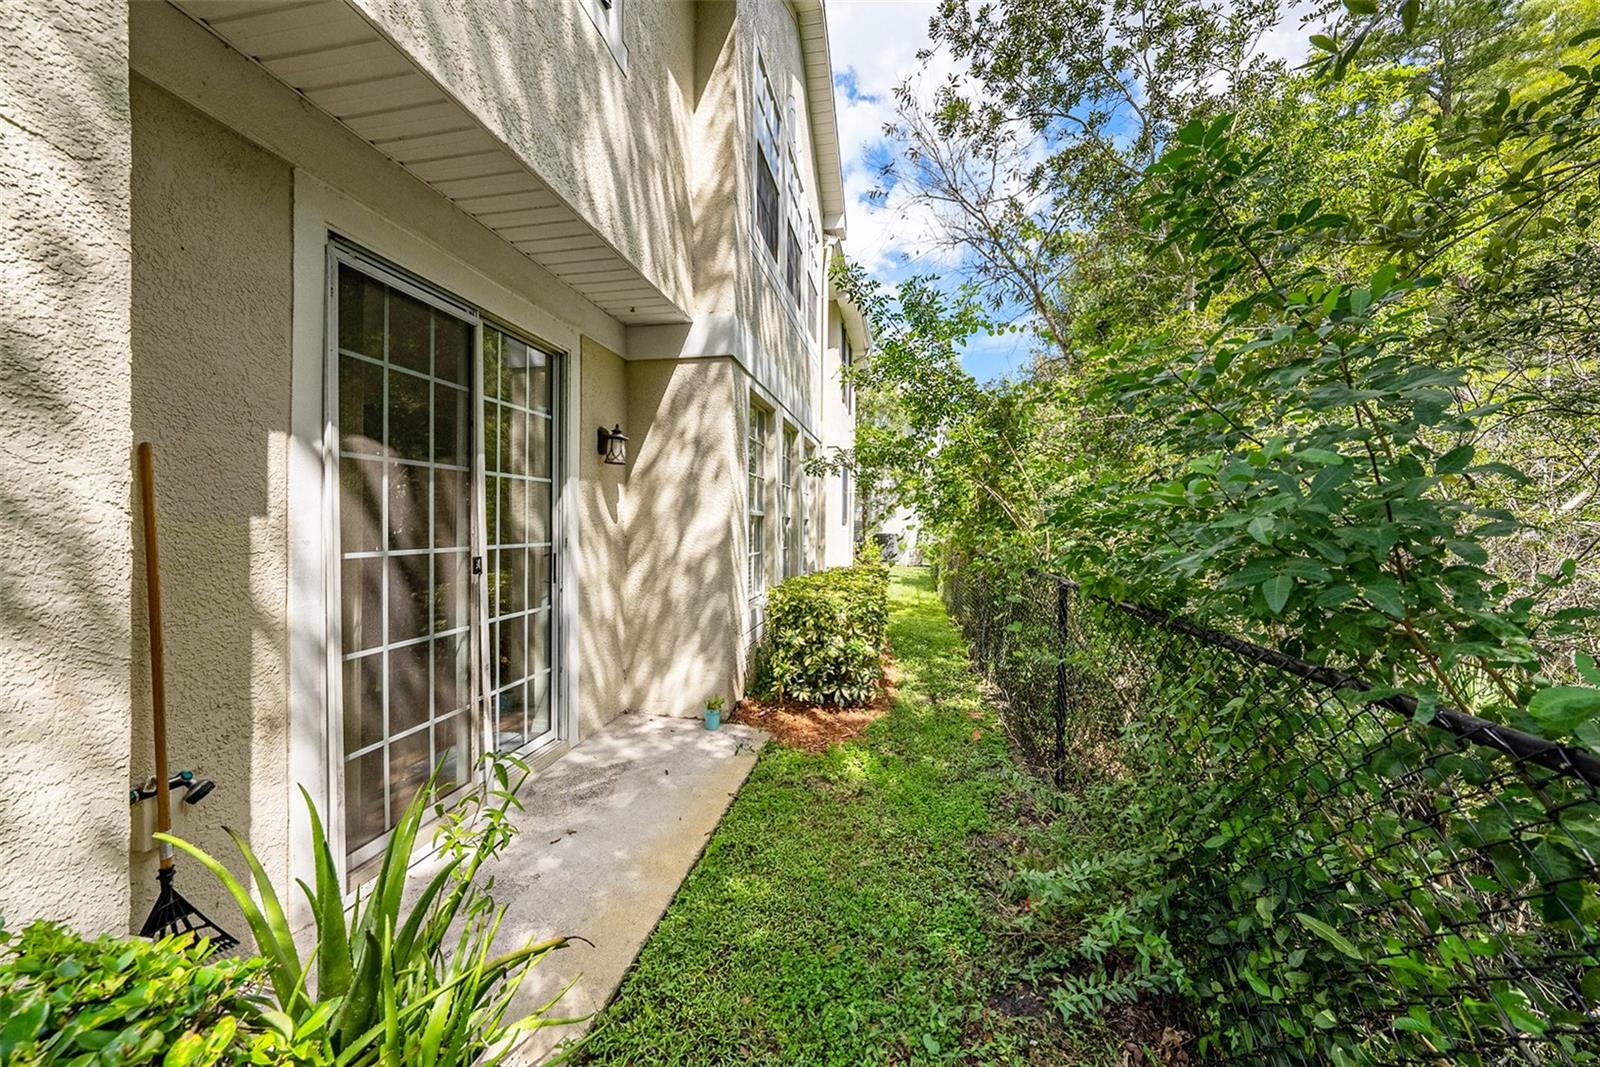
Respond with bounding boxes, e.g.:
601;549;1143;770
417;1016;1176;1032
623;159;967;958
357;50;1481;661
688;1;740;320
577;337;630;738
0;0;133;934
127;76;294;934
350;0;697;313
624;359;747;712
0;0;854;938
731;0;827;433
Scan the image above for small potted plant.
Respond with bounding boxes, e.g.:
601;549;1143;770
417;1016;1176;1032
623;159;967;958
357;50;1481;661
704;694;725;731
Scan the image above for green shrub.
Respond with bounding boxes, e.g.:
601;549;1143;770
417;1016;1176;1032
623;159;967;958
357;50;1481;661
163;754;572;1066
0;921;308;1065
765;564;889;706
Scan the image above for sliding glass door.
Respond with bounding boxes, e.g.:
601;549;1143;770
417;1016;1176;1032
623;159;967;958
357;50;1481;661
331;248;560;870
483;327;556;754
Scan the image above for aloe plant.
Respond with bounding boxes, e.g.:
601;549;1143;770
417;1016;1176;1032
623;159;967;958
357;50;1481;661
159;754;576;1065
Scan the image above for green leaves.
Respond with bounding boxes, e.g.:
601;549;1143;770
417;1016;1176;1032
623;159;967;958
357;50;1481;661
1262;573;1294;614
160;753;571;1064
0;922;281;1064
1434;444;1475;475
761;565;890;706
1361;579;1405;619
1528;686;1600;738
1294;913;1364;961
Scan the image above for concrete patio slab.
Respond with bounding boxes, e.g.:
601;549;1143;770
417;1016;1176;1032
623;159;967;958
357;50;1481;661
483;714;766;1063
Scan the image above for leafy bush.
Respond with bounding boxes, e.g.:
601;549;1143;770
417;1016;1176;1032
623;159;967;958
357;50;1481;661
162;755;573;1065
0;921;309;1065
764;565;889;706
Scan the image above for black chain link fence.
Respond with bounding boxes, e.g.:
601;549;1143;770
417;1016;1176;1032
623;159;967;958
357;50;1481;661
940;557;1600;1063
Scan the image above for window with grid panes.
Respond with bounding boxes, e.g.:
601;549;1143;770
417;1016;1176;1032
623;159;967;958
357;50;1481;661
784;149;804;305
754;62;781;259
841;329;854;410
747;405;768;597
482;327;555;755
334;263;474;863
783;427;801;578
805;220;819;339
332;254;560;870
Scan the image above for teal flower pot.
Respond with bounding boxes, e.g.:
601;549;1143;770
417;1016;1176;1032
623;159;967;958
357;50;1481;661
704;708;721;731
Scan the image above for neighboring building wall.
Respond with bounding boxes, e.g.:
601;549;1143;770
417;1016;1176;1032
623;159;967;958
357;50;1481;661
625;359;745;714
128;76;294;933
349;0;698;312
820;299;858;568
0;0;134;934
577;337;629;739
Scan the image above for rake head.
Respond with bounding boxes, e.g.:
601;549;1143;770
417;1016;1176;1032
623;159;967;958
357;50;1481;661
140;867;238;955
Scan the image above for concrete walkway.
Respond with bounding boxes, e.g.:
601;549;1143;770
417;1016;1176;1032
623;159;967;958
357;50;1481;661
488;714;766;1063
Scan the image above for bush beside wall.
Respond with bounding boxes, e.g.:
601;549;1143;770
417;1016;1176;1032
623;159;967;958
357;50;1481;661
0;922;301;1064
764;565;889;706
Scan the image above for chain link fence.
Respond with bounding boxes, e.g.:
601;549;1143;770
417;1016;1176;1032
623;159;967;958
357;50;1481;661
942;557;1600;1063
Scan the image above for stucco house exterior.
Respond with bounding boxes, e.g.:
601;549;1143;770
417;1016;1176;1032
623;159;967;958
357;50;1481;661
0;0;864;939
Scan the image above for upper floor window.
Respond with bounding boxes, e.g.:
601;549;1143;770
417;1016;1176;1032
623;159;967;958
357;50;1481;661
753;59;820;331
754;62;782;260
578;0;627;70
841;329;854;411
805;220;820;339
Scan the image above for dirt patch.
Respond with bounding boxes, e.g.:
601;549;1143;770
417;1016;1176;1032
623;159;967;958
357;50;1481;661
1104;1000;1194;1066
728;656;899;752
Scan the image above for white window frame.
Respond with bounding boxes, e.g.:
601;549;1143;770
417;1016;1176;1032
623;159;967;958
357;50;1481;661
841;327;854;412
750;54;815;340
324;242;484;873
752;56;782;265
747;403;769;603
805;214;820;340
577;0;628;72
800;441;813;573
288;174;583;914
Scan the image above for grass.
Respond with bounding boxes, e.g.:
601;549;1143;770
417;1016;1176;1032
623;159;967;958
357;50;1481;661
573;567;1059;1065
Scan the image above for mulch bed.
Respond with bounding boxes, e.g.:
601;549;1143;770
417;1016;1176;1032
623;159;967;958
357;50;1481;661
727;656;900;752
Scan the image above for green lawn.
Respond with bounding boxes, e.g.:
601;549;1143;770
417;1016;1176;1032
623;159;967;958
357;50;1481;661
573;568;1055;1065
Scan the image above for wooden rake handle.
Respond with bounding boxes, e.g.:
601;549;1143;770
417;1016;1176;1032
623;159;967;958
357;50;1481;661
136;443;173;868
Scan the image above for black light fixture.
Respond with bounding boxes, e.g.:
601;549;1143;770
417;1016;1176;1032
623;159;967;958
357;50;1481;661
597;424;628;466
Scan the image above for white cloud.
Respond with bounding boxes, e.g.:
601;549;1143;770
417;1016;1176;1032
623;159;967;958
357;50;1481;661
822;0;1327;379
1250;0;1326;68
825;1;953;273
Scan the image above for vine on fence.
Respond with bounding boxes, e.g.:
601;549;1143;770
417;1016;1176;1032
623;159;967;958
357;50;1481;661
946;557;1600;1064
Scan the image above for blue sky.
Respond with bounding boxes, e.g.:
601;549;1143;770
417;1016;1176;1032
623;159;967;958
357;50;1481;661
822;0;1317;383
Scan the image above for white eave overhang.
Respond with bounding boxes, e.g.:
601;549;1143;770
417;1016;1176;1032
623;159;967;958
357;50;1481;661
827;247;871;352
168;0;689;326
792;0;847;238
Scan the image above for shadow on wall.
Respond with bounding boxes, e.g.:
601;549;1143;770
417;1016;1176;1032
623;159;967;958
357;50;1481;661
624;357;746;717
577;336;629;739
126;77;293;936
0;3;135;933
375;0;700;309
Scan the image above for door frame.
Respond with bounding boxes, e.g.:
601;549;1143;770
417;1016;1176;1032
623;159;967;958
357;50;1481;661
288;173;582;913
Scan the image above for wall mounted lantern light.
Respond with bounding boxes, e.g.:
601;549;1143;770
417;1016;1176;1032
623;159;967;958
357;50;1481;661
597;424;629;466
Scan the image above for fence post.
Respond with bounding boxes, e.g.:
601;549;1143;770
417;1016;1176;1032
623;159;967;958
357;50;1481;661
1053;579;1068;789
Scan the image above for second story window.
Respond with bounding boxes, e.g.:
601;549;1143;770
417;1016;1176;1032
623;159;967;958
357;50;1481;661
805;220;819;339
841;330;854;411
785;223;802;305
755;63;781;260
784;148;805;305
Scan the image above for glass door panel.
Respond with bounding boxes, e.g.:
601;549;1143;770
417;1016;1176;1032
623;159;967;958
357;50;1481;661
334;262;475;863
483;327;556;753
